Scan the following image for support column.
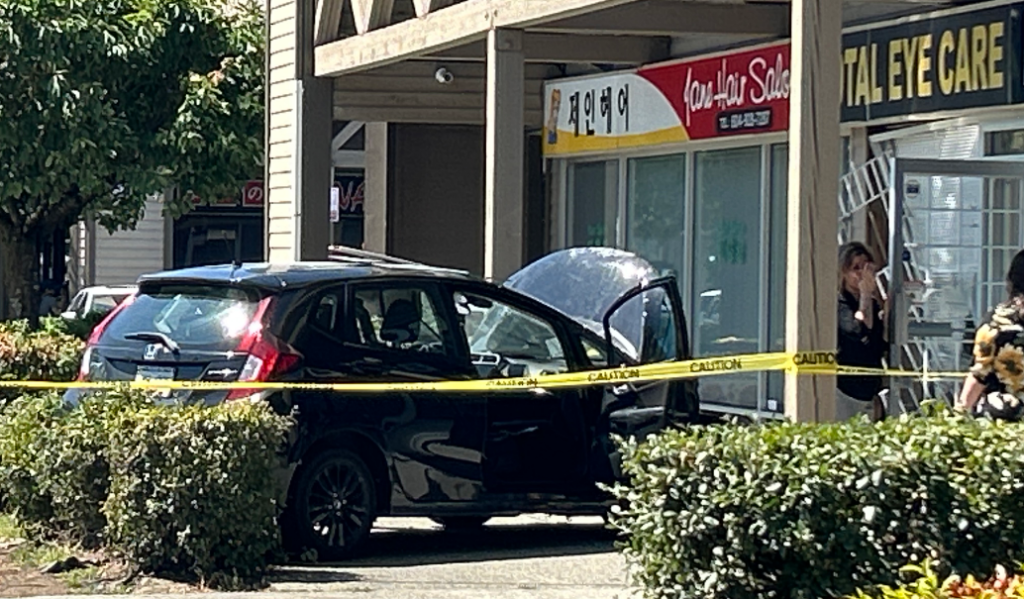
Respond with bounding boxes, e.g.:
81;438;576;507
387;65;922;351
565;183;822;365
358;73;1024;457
784;0;841;422
363;122;389;253
484;28;525;282
849;127;870;243
296;77;333;261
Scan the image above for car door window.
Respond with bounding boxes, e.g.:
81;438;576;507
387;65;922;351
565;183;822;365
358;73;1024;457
606;285;680;364
312;291;343;336
453;291;568;378
349;285;454;357
580;336;609;368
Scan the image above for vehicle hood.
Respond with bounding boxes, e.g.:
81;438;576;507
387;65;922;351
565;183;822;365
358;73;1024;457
504;247;661;357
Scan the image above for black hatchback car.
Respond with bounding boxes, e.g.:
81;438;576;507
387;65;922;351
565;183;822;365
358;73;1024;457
69;247;702;559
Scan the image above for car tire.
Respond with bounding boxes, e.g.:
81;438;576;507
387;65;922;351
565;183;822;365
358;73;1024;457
430;516;490;530
291;449;376;561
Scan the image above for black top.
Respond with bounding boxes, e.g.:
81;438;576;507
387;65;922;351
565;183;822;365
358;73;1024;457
137;260;475;290
837;290;886;400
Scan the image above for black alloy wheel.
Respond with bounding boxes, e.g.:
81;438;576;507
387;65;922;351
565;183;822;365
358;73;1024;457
293;449;376;561
430;516;490;530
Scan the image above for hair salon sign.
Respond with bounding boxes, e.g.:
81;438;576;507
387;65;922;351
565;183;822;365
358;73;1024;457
543;43;790;156
543;1;1024;157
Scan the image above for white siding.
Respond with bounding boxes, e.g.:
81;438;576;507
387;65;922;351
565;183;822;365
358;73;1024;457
92;196;166;286
266;0;298;262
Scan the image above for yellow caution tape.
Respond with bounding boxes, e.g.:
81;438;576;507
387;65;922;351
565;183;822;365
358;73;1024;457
0;350;973;393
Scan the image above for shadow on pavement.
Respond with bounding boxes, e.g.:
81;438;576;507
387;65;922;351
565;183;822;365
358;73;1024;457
267;569;364;584
271;518;618;578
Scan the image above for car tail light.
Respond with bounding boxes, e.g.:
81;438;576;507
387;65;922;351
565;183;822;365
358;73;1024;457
226;296;302;400
78;294;137;381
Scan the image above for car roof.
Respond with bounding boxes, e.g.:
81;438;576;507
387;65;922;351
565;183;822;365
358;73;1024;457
136;260;477;290
80;284;138;294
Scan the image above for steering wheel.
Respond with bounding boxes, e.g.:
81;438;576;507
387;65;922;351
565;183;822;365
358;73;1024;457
416;341;444;354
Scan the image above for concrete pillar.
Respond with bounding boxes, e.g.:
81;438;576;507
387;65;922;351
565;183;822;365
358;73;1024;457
784;0;841;422
363;122;389;254
484;28;525;282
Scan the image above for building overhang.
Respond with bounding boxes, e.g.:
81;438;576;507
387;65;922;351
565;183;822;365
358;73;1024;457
312;0;960;126
315;0;958;78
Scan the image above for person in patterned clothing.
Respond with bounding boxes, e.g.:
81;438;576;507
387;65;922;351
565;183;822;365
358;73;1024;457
959;249;1024;421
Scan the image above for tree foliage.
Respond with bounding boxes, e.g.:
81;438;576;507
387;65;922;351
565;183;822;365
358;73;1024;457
0;0;264;318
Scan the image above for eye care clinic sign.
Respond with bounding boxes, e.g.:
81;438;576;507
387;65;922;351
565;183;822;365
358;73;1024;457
543;1;1024;157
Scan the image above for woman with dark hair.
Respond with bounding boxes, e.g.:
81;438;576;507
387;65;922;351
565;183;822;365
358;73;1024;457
959;249;1024;421
837;242;887;421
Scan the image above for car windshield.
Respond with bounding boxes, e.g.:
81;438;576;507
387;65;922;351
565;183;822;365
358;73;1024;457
101;284;261;351
504;247;662;360
468;304;561;361
92;294;130;314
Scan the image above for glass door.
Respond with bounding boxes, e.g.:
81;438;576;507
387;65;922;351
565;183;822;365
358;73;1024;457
889;159;1024;412
567;161;619;248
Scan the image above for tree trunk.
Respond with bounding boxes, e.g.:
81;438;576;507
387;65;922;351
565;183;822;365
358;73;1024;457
0;224;41;324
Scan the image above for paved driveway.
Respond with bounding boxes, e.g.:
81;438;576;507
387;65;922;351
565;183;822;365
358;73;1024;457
34;515;636;599
265;515;637;599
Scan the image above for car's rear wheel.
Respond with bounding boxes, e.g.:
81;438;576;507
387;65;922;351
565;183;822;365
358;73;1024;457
430;516;490;530
292;449;376;561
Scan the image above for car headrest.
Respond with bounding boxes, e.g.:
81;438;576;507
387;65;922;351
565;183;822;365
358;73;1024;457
380;298;420;344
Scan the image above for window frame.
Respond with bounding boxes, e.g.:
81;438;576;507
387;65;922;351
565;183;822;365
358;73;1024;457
443;281;588;377
340;280;464;367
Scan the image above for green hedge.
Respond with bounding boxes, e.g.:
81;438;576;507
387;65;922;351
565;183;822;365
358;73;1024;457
0;320;83;407
610;405;1024;599
0;390;292;580
104;399;291;578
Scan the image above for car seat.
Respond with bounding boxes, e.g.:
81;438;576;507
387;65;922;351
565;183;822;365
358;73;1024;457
380;299;420;347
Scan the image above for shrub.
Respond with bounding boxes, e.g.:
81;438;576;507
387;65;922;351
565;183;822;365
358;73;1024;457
39;312;107;342
0;390;292;580
610;404;1024;599
0;321;83;407
102;399;291;580
0;390;146;545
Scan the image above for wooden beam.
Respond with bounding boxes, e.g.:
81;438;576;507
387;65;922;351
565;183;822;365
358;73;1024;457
334;89;543;109
534;0;790;36
314;0;642;77
333;105;544;127
334;74;546;94
484;28;525;281
784;0;841;423
331;120;364;152
314;0;345;45
334;60;556;79
363;123;388;253
419;32;669;64
412;0;455;18
350;0;396;34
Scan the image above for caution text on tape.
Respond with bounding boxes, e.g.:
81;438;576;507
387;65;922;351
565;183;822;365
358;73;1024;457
0;350;974;393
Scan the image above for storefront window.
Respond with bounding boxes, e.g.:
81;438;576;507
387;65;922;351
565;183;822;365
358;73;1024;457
626;154;685;282
568;161;618;247
692;147;763;409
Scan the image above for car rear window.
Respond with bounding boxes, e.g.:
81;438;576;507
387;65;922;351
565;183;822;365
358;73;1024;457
92;294;129;313
101;284;263;351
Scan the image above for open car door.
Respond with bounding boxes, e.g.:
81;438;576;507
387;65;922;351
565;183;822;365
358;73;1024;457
505;248;699;481
600;277;699;436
